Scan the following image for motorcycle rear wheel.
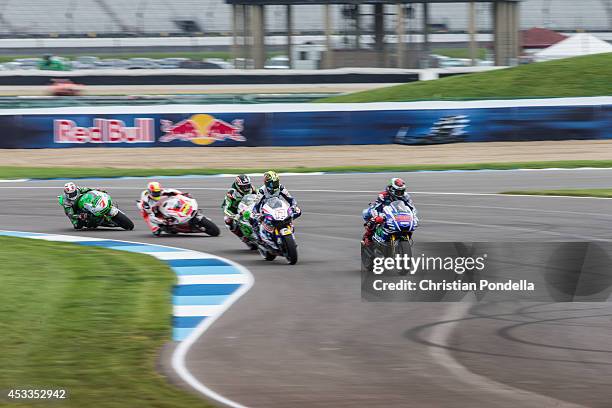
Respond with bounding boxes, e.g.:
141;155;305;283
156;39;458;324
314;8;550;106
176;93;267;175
198;217;220;237
113;212;134;231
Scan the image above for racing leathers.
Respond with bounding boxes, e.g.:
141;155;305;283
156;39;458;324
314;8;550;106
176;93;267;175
362;191;419;245
61;186;94;228
222;184;256;240
138;188;184;235
252;184;301;246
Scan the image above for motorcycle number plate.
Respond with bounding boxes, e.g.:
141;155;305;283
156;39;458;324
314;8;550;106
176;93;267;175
280;227;292;235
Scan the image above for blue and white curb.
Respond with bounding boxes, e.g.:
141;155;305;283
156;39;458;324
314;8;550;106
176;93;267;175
0;230;253;342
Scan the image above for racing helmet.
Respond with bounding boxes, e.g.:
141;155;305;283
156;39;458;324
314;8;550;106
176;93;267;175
233;174;252;195
263;171;280;195
147;181;162;201
387;177;406;199
64;182;79;200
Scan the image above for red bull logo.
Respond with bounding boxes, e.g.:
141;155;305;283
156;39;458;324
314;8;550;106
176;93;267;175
160;114;245;145
54;118;154;144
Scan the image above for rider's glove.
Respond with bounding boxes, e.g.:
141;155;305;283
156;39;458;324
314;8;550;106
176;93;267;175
374;215;385;224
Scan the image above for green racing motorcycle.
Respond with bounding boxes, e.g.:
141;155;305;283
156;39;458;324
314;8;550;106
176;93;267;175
236;193;259;250
58;190;134;230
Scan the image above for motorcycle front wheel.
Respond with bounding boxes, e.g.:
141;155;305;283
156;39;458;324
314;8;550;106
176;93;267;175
282;234;298;265
394;239;413;276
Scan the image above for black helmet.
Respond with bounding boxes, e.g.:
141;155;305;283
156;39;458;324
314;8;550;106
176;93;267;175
263;171;280;195
387;177;406;199
233;174;252;194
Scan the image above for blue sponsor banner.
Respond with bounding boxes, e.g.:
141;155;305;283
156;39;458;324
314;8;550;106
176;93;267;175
0;101;610;148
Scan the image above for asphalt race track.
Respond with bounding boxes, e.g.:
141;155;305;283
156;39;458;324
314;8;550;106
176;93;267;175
2;169;612;408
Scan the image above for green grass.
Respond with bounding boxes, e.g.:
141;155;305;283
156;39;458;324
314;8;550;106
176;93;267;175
0;237;212;408
431;47;487;59
501;188;612;198
2;160;612;180
317;53;612;102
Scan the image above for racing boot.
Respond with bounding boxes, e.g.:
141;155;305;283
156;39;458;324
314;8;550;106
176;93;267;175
361;227;374;246
225;216;244;239
241;235;257;250
141;210;163;236
72;219;85;230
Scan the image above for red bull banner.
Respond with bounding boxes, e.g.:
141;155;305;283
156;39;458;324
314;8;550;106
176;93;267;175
159;114;244;145
54;118;155;143
32;113;248;147
0;99;609;148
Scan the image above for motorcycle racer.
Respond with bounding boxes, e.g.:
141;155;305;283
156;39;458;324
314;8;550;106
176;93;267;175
61;182;95;229
361;177;419;245
252;171;301;245
222;174;256;242
138;181;186;236
253;171;301;218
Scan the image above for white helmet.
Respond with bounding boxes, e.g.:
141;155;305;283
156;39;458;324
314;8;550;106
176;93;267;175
64;182;78;200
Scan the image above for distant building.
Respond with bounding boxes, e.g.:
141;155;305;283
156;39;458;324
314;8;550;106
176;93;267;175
521;27;567;51
534;32;612;61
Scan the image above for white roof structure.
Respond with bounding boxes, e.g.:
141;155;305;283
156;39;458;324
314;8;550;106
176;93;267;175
534;33;612;61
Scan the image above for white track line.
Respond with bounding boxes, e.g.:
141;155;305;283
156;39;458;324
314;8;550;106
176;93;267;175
2;165;612;184
122;241;255;408
419;202;612;219
1;185;611;201
171;256;253;408
430;303;585;408
426;219;612;242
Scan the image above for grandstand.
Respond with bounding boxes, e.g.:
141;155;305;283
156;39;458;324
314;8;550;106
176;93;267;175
0;0;610;37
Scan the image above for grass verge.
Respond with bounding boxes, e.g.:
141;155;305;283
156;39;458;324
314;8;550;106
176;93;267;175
0;237;212;408
501;189;612;198
317;53;612;102
1;160;612;179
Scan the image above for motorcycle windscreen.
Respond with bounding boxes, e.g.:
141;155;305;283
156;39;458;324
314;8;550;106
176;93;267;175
265;197;286;209
263;196;291;221
388;201;415;231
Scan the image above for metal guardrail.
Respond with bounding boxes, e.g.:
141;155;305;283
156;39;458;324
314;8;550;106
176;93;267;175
0;93;338;108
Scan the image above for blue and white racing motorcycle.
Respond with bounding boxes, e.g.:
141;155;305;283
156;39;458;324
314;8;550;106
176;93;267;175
373;200;417;245
367;200;417;275
256;196;299;265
